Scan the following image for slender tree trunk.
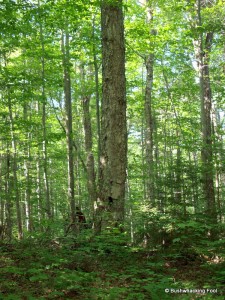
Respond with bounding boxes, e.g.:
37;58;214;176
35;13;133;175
144;1;155;205
38;0;51;219
154;122;160;207
8;97;23;239
36;120;44;226
175;143;182;205
145;53;155;204
141;116;147;200
141;65;147;200
23;104;33;232
5;148;12;240
80;64;97;221
92;16;101;179
126;168;134;243
0;153;6;239
96;0;127;232
212;102;223;223
192;151;200;214
62;30;76;223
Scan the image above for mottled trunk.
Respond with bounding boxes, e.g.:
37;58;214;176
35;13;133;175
96;0;127;232
62;31;76;223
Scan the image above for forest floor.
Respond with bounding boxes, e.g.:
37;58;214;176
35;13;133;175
0;234;224;300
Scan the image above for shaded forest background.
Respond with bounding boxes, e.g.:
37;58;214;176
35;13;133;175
0;0;225;299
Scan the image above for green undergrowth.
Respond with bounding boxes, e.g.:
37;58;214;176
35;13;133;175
0;233;224;300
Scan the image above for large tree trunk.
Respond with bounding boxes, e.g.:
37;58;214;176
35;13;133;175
194;0;217;226
200;33;216;218
95;0;127;232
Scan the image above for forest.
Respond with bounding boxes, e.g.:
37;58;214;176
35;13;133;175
0;0;225;299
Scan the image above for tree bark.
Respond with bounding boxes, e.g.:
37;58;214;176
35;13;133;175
38;0;51;219
62;30;76;224
144;0;156;205
96;0;127;232
8;97;23;239
92;16;101;180
80;64;97;221
83;92;97;221
5;148;12;240
201;32;216;218
194;0;217;225
23;104;33;232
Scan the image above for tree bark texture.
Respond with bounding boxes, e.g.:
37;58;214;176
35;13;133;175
144;0;156;205
194;0;216;223
5;148;12;240
23;104;33;231
96;0;127;232
62;31;76;223
8;97;23;239
201;33;216;215
38;2;51;219
92;17;101;179
145;54;155;204
80;64;97;219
